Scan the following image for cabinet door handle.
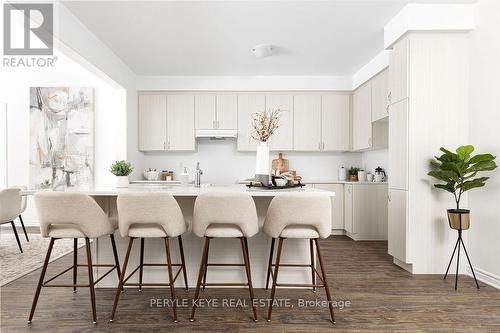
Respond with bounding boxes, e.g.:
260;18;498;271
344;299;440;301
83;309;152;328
322;141;325;150
386;104;390;114
163;141;166;150
388;191;391;202
368;137;372;147
217;120;220;129
387;91;392;104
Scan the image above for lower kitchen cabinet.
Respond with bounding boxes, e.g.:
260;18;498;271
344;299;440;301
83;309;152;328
344;183;388;240
388;188;409;263
311;182;387;240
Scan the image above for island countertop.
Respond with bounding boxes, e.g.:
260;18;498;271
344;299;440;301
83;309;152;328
21;183;335;197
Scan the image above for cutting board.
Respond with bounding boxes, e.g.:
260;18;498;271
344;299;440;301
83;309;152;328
272;153;289;175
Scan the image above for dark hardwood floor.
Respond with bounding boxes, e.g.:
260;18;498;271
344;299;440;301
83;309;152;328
1;235;500;332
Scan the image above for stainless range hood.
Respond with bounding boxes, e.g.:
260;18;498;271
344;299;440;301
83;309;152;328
195;129;238;139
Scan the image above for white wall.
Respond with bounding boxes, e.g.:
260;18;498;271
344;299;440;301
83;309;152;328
467;0;500;288
0;102;6;188
362;149;388;176
0;50;126;225
141;138;362;183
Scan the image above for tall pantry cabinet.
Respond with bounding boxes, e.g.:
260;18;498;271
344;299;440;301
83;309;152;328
387;33;470;274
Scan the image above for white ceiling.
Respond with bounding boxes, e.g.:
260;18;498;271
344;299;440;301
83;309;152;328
63;1;475;76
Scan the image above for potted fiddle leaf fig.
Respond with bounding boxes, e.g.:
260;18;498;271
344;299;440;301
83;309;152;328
428;145;497;230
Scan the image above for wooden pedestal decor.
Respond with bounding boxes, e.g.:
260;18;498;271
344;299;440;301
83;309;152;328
443;209;480;290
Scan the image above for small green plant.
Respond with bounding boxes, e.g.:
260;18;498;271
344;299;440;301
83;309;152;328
428;145;497;209
349;167;361;176
110;160;134;176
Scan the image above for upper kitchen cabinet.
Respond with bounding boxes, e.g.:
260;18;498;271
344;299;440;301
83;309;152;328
216;95;238;130
166;95;195;151
352;82;372;150
388;38;409;105
321;94;350;151
195;95;237;130
195;95;216;129
237;94;265;151
138;94;195;151
371;69;389;121
138;94;167;151
293;95;322;151
266;94;293;151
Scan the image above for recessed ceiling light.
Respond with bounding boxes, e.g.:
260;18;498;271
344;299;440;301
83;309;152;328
251;44;273;58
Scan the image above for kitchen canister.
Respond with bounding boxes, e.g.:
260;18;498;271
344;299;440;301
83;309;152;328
357;170;367;182
338;166;347;181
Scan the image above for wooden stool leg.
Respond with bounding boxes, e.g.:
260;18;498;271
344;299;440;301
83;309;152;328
178;235;189;291
265;238;275;291
73;238;78;293
10;221;23;253
139;238;145;291
267;237;284;322
190;237;210;321
241;237;258;322
164;237;178;322
28;238;55;323
19;214;29;242
315;239;335;324
85;238;97;324
110;234;122;291
202;238;210;290
110;237;134;322
310;239;316;292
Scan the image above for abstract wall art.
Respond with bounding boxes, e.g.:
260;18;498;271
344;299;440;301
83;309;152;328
29;87;94;189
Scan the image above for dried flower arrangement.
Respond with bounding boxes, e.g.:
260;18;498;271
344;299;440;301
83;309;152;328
250;107;284;142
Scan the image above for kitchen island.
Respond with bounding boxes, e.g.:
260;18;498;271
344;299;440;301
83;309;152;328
23;184;335;288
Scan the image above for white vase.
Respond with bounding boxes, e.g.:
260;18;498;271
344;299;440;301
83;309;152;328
255;141;270;184
116;176;129;188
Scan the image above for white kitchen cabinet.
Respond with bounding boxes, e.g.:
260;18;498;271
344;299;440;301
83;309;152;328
352;82;372;151
216;95;238;130
314;183;345;230
388;38;409;105
138;94;167;151
321;95;350;151
266;95;293;151
166;95;195;151
388;98;408;190
388;189;408;262
386;33;469;273
195;95;216;129
196;95;237;130
343;184;388;240
237;95;265;151
371;69;389;121
293;95;322;151
344;184;353;233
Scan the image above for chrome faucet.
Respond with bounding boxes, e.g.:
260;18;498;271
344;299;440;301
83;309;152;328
194;162;203;187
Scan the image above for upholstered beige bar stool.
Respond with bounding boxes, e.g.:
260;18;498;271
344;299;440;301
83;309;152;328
28;192;121;324
110;193;188;323
14;185;30;242
190;192;259;322
263;193;335;324
0;188;25;252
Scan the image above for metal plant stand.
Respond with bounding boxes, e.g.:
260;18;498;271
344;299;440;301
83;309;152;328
444;229;480;290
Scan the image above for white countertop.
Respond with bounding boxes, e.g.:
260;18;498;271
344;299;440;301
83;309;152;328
21;183;335;197
237;179;388;186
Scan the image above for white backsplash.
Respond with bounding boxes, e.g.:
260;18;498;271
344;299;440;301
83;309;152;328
361;148;389;176
139;138;364;183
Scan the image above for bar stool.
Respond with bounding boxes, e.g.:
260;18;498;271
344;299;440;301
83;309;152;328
13;185;30;242
110;193;188;323
263;193;335;324
190;192;259;322
0;188;25;252
28;192;121;324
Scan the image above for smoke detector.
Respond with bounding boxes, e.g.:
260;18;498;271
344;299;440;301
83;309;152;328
251;44;273;58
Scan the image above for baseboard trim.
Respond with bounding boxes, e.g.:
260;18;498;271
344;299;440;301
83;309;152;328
466;266;500;290
331;229;345;236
